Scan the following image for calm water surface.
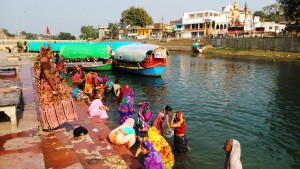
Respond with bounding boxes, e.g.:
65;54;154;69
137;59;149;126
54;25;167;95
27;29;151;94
68;53;300;169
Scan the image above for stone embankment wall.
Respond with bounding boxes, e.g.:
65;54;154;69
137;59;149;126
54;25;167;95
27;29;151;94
205;37;300;52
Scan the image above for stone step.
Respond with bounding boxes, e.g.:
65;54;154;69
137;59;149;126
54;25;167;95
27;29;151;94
39;84;143;169
68;100;143;169
41;128;83;169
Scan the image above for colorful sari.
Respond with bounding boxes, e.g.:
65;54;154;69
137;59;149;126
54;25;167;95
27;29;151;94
118;94;135;124
137;101;152;132
33;46;78;130
83;72;95;96
117;84;130;102
142;140;164;169
71;65;83;83
56;61;67;81
152;111;165;135
173;112;188;153
108;118;136;148
88;99;108;119
145;126;174;169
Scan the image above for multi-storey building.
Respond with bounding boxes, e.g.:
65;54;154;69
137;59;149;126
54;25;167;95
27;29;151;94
181;3;255;38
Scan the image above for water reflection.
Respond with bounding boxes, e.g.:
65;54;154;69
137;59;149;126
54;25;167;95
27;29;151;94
66;54;300;169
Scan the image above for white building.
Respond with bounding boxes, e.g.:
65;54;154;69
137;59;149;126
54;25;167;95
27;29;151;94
182;10;221;38
258;21;286;33
181;3;257;38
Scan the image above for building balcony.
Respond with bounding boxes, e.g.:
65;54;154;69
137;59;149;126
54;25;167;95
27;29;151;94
174;28;184;32
128;33;137;36
184;28;216;31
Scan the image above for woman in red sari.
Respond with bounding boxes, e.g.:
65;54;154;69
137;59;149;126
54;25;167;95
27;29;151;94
70;65;84;84
33;45;78;131
170;111;188;153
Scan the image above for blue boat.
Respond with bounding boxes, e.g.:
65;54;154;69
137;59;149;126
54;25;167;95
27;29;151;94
113;44;168;76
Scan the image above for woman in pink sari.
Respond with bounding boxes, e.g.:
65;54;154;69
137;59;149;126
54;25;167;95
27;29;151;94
88;94;109;119
152;111;165;136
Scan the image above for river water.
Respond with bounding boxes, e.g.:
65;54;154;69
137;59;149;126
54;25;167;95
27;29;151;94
67;53;300;169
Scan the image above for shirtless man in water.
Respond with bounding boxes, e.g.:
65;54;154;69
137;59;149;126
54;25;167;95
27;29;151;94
113;79;121;97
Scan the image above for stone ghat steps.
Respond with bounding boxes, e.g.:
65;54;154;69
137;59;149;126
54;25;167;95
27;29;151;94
40;85;143;169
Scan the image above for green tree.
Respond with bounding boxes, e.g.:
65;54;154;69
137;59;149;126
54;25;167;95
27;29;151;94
254;3;286;22
107;22;120;39
26;33;35;39
253;11;266;21
79;26;98;40
277;0;300;22
20;31;35;40
58;32;76;40
120;6;153;27
2;28;14;37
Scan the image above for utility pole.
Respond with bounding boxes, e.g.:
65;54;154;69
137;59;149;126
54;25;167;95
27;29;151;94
243;1;247;38
161;16;164;38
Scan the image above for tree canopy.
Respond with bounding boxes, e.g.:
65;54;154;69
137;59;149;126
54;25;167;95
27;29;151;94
254;3;285;22
2;28;14;37
80;26;98;40
107;22;120;39
276;0;300;22
58;32;76;40
120;6;153;27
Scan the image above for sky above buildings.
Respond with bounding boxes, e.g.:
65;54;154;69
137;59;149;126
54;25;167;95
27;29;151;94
0;0;277;37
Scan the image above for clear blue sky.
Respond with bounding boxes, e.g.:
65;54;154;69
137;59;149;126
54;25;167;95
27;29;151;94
0;0;277;38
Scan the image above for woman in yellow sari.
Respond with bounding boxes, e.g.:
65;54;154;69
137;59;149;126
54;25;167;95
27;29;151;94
135;126;174;169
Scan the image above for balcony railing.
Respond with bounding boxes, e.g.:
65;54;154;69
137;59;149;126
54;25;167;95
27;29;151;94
184;28;216;31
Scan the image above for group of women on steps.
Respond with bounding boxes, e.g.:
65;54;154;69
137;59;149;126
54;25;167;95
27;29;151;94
33;45;242;169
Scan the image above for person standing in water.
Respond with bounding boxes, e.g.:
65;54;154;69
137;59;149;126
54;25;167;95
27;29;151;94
222;139;243;169
170;111;189;153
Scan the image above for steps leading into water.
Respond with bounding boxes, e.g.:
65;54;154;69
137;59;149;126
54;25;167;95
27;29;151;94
40;92;143;168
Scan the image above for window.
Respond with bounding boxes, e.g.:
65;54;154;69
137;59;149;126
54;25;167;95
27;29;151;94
189;14;195;18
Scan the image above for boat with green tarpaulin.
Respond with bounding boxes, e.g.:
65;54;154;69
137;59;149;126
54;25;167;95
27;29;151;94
60;43;112;70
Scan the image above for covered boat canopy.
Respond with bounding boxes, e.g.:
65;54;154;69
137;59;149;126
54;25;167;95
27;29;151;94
28;41;87;52
114;44;167;62
60;43;111;59
100;41;142;51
